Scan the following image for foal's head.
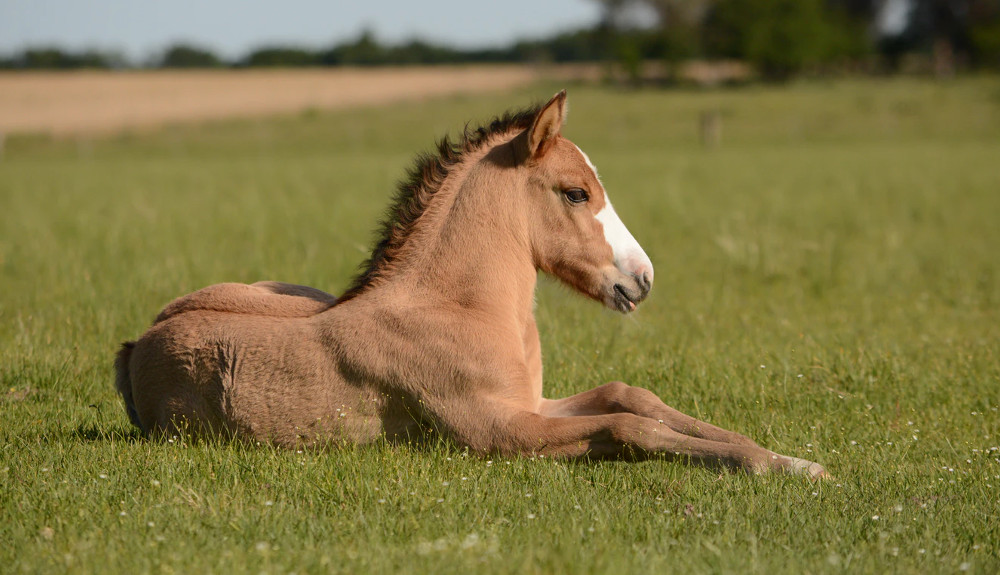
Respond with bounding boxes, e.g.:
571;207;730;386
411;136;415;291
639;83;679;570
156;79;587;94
516;91;653;313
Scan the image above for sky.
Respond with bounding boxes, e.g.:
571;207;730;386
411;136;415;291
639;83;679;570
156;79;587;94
877;0;910;36
0;0;604;60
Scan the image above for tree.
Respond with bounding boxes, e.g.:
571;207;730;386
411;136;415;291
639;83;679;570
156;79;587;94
321;30;386;66
703;0;858;79
969;0;1000;69
594;0;877;80
242;47;319;67
159;44;222;68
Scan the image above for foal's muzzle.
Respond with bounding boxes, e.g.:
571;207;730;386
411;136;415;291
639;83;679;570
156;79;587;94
608;267;653;314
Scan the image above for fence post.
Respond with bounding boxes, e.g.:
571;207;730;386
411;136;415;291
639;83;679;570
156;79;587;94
699;110;722;149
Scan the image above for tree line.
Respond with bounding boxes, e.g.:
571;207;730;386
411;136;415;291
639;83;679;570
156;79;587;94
0;28;612;70
2;0;999;80
598;0;1000;79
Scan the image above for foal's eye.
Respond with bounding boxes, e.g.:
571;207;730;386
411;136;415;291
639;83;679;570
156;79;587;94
563;188;589;204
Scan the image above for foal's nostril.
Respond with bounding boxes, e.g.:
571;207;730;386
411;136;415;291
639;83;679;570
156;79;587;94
637;270;653;298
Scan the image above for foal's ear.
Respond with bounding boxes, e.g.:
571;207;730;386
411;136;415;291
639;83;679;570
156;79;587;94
525;90;567;161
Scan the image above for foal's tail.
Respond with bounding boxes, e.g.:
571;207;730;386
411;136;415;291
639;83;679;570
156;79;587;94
114;341;144;432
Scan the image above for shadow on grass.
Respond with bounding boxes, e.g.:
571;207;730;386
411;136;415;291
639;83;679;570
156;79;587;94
68;420;442;453
72;423;145;444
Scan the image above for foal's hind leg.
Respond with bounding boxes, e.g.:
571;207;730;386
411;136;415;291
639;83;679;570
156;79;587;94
540;382;759;446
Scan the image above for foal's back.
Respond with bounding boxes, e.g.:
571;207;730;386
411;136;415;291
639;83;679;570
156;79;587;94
154;281;337;324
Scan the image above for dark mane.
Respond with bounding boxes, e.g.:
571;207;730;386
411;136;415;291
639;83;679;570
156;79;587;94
336;103;542;302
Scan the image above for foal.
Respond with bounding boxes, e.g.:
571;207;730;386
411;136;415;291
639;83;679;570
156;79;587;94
116;91;828;478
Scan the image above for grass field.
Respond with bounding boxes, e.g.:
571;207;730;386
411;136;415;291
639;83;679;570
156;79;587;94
2;76;999;574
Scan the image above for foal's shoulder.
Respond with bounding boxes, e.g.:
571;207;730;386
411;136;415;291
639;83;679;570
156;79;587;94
153;282;337;324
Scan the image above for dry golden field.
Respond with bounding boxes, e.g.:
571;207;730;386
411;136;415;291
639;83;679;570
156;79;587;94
0;65;585;136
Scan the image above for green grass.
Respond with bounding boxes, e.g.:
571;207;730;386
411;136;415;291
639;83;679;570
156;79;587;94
2;76;999;573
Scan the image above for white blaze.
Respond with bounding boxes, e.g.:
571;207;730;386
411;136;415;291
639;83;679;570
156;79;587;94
576;145;599;177
596;199;653;280
575;145;654;281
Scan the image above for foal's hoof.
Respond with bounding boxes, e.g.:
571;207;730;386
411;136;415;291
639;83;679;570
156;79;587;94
786;457;832;481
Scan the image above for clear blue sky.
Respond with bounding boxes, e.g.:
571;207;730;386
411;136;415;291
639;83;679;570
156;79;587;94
0;0;604;59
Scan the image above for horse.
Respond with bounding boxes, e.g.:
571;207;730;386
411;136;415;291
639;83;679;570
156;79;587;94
115;91;828;479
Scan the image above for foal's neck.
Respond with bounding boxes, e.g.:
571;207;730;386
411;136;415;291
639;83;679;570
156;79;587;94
382;135;537;327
